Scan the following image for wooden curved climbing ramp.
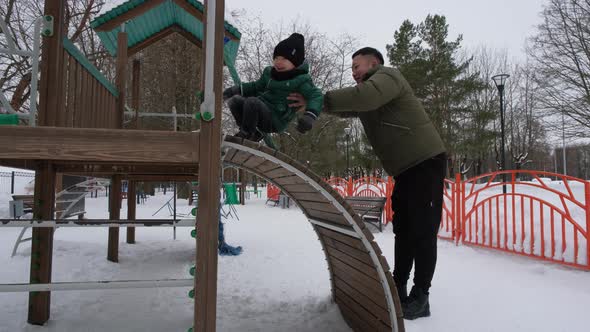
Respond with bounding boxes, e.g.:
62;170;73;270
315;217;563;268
222;136;405;332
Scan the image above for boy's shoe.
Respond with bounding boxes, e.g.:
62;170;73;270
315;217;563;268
403;286;430;320
234;130;249;139
249;130;264;142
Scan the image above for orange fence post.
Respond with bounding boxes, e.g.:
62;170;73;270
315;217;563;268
386;176;394;223
347;178;353;197
455;173;462;245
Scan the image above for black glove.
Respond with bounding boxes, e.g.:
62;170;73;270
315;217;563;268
296;111;317;133
223;86;240;100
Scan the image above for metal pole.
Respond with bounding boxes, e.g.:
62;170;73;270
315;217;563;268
346;134;350;178
562;112;567;175
0;279;194;293
29;18;42;127
10;171;15;194
173;181;177;240
499;85;507;194
0;219;197;227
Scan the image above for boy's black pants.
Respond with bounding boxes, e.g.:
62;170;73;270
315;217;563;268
228;96;274;135
391;153;446;293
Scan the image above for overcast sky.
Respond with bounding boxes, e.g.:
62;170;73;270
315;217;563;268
225;0;546;61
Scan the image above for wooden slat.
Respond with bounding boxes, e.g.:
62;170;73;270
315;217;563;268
337;298;375;332
317;227;366;250
115;31;127;129
82;70;90;127
229;150;252;165
330;257;383;291
91;78;98;128
335;291;391;332
281;183;317;193
321;235;374;266
307;208;348;225
73;61;83;127
54;162;198;175
97;86;104;128
222;148;239;163
264;167;295;179
332;270;387;311
335;281;391;325
289;191;330;203
65;53;76;127
273;174;308;186
254;160;280;173
56;49;68;126
241;153;267;169
325;245;380;281
0;126;200;164
298;200;341;214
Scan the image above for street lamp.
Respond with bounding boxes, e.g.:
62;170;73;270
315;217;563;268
492;74;510;194
344;127;352;178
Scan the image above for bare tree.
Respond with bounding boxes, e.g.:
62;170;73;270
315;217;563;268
528;0;590;138
1;0;108;116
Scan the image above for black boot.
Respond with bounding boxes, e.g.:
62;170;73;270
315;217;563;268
403;286;430;320
234;130;249;139
396;283;408;305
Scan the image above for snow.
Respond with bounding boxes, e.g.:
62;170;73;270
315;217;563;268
1;187;590;331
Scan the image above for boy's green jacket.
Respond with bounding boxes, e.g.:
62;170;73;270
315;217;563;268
240;63;323;132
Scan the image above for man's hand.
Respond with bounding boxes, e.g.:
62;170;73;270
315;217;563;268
288;93;307;113
296;111;317;133
223;86;240;100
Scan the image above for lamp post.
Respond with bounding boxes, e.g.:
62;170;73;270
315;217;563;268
344;127;351;178
492;74;510;194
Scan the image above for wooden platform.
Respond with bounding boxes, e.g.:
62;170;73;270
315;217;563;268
0;126;199;175
0;127;404;332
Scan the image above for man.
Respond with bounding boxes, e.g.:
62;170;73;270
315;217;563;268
289;47;446;320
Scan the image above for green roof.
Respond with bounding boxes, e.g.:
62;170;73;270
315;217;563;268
91;0;242;83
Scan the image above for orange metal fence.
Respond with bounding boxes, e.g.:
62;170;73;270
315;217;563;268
268;172;589;269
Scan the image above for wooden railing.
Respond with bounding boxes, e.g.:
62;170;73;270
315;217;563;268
61;38;118;128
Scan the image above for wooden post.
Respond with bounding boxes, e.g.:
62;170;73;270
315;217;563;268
108;175;122;262
28;0;66;324
115;27;128;129
28;162;56;325
132;59;140;129
195;0;225;331
239;169;245;205
126;180;137;244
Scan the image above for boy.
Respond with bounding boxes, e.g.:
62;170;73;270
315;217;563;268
223;33;323;141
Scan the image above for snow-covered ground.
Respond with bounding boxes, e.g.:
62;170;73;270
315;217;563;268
1;189;589;331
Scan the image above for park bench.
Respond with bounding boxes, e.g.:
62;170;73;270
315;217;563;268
344;196;387;232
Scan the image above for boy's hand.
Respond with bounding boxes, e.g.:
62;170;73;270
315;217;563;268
296;111;317;133
223;86;240;100
288;93;307;113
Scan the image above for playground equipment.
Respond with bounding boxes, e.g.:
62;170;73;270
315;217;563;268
0;1;404;331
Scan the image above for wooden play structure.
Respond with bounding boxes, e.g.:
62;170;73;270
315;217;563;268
0;1;404;331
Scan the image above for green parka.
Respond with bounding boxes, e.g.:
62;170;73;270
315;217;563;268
241;63;323;132
324;65;446;177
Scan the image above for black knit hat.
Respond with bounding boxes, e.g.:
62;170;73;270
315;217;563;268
273;33;305;67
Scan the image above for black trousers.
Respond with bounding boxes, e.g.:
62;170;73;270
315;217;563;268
392;153;446;293
228;96;274;135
